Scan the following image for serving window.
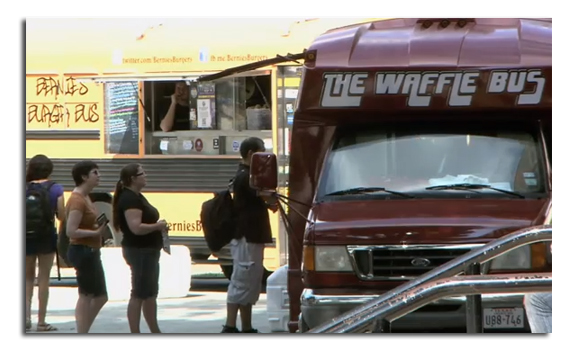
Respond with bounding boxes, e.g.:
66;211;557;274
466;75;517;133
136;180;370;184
101;71;274;156
146;72;273;156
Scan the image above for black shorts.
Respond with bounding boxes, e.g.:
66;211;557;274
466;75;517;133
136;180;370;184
26;233;57;256
122;247;161;300
67;244;108;297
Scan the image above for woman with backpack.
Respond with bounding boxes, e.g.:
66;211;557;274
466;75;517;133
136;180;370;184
25;154;65;332
112;163;168;333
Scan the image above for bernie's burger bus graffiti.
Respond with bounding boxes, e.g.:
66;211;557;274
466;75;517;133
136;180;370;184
200;17;552;333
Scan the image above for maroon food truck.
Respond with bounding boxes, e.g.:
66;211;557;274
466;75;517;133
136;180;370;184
201;18;552;333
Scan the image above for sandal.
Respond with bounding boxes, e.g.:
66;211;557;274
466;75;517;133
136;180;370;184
26;319;32;331
36;323;58;332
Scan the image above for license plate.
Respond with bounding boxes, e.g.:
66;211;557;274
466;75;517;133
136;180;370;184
483;308;525;329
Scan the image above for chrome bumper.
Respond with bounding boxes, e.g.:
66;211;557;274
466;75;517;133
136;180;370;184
301;288;527;331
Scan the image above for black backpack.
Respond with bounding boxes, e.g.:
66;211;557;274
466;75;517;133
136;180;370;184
200;179;236;253
26;181;56;239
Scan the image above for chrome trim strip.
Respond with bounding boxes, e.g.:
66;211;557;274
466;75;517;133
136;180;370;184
347;244;485;251
301;288;526;307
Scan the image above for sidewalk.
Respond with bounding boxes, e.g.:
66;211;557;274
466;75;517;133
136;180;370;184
26;287;272;334
43;262;224;279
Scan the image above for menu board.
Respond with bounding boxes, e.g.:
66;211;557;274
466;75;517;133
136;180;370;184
105;82;140;154
196;82;216;129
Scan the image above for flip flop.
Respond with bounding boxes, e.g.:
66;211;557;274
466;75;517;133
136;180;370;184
36;323;58;332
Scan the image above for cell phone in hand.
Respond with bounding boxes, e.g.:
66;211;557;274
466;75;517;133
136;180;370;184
97;213;108;226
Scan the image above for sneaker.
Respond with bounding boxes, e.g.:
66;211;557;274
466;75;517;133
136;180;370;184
221;325;240;333
242;328;259;333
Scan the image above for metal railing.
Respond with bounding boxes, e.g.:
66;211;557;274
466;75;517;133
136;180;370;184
307;225;552;333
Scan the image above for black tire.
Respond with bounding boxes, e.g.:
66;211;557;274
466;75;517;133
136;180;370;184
192;253;211;263
262;269;273;285
220;263;272;286
220;264;233;280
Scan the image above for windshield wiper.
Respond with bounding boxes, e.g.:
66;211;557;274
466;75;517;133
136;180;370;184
325;187;415;198
425;183;526;198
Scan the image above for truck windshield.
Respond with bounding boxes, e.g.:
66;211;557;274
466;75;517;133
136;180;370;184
318;121;546;199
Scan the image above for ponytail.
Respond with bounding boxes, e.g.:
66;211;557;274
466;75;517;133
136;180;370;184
113;163;141;231
112;180;124;231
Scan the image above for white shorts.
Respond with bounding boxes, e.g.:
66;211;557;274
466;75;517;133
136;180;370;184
226;237;265;306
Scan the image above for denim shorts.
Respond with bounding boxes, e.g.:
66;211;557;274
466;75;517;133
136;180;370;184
122;247;161;300
67;244;108;297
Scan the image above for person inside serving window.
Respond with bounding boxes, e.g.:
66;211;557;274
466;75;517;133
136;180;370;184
159;81;191;132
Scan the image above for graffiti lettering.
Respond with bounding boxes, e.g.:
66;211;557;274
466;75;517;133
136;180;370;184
35;76;89;100
65;76;89;97
27;104;69;128
27;103;100;128
36;77;61;100
74;103;99;124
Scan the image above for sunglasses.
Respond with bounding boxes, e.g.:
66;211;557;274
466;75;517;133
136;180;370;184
134;172;145;177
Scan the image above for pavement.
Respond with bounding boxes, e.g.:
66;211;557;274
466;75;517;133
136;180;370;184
26;287;273;334
47;262;225;280
26;259;281;334
43;261;270;293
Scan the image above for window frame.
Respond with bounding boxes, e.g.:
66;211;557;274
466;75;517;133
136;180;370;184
101;80;145;157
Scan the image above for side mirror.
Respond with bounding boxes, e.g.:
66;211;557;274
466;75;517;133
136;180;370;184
250;152;278;191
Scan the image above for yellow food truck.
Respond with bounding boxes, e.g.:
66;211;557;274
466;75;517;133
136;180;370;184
25;17;384;280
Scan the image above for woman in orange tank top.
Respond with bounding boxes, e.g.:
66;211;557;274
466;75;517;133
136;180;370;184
65;160;109;333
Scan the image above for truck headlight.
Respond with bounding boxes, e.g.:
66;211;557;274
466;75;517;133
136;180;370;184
490;245;531;270
303;246;353;272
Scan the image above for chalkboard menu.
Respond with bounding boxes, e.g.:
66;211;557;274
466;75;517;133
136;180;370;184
105;82;140;154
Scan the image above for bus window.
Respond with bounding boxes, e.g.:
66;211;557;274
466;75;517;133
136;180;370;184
103;82;141;155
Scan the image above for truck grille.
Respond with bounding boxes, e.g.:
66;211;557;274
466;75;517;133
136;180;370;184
349;245;481;280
